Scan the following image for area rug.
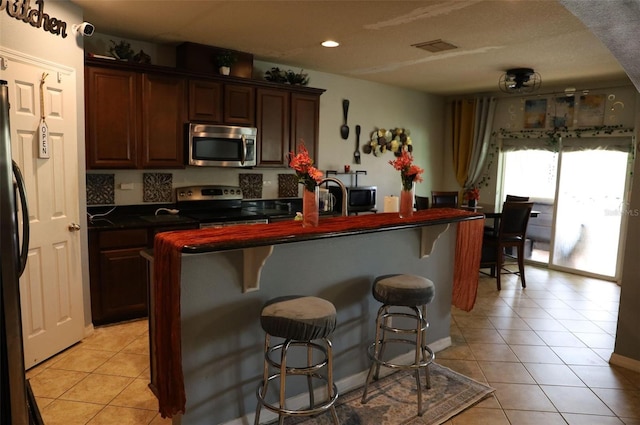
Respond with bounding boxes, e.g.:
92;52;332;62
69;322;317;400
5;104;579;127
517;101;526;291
284;363;494;425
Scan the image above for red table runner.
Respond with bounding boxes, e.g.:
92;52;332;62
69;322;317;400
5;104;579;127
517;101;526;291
152;210;483;418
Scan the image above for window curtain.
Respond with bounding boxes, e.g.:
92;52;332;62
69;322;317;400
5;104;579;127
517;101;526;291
451;97;496;189
451;99;476;188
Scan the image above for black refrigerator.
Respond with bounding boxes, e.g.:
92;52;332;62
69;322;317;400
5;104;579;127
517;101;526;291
0;80;43;424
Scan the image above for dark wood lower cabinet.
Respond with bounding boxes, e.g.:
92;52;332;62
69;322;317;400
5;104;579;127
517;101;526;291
89;224;197;326
98;247;149;323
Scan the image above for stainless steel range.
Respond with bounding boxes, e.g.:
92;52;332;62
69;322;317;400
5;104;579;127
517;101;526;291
175;185;268;228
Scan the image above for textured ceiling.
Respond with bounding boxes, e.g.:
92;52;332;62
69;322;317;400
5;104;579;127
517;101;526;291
69;0;631;95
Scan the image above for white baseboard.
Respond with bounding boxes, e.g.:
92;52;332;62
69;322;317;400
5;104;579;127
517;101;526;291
609;352;640;373
222;336;452;425
84;323;95;339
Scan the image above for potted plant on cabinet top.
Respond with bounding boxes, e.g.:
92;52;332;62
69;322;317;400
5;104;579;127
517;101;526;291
216;50;236;75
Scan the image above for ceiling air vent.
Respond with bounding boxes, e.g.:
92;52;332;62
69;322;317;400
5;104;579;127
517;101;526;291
411;39;458;53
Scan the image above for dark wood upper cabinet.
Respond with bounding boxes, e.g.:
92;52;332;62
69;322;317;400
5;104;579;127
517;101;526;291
85;63;186;169
256;88;290;167
188;79;223;123
291;92;321;163
85;57;324;170
254;90;321;168
224;84;255;126
140;74;187;168
85;67;140;169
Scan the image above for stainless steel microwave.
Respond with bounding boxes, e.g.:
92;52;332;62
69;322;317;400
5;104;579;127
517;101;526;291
187;123;257;167
328;186;377;213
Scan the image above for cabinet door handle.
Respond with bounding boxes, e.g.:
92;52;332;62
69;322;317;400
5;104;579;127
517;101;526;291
68;223;81;232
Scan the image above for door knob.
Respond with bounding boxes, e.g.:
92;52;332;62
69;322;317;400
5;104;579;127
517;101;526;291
68;223;81;232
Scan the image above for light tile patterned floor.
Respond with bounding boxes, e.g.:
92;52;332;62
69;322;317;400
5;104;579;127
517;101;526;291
440;266;640;425
27;266;640;424
26;319;170;425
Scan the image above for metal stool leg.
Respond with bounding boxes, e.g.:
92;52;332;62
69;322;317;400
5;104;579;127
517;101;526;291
374;305;390;380
421;304;431;390
325;338;339;425
254;334;270;425
361;304;386;403
277;340;292;425
414;306;424;416
307;343;315;409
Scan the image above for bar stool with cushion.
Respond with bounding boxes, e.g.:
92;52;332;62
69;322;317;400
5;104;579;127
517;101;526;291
361;274;435;416
254;295;339;425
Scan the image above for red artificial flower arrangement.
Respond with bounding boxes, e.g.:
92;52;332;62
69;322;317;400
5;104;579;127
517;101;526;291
389;150;424;191
464;187;480;201
289;144;323;192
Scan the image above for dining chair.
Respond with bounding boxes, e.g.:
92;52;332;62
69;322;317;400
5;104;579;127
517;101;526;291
480;201;534;290
430;191;458;208
415;195;429;210
505;194;530;202
484;194;530;234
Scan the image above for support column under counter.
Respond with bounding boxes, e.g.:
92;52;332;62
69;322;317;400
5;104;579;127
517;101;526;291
145;210;484;424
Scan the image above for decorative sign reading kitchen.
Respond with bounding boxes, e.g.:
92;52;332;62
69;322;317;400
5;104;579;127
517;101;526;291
1;0;68;38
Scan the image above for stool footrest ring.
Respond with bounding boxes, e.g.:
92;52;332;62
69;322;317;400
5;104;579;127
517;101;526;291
366;339;435;370
265;341;329;374
255;373;338;417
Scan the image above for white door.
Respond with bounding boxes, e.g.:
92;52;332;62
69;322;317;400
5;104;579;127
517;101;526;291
0;50;85;369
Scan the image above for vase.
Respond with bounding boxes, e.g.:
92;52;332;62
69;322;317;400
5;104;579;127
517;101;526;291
399;184;414;218
468;199;477;208
219;66;230;76
302;186;319;227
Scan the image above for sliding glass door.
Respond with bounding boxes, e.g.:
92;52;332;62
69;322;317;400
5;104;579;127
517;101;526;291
501;137;633;280
553;149;629;276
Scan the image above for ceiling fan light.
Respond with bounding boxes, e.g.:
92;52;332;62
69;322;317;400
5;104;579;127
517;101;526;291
499;67;541;94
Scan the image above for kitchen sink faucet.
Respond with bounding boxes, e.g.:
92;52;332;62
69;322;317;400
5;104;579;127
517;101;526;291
319;177;348;216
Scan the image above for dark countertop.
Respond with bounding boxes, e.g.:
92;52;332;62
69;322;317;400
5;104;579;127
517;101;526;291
86;198;316;230
87;214;200;230
152;209;485;254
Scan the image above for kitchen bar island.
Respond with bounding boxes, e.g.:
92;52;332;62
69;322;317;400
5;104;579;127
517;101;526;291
145;209;484;424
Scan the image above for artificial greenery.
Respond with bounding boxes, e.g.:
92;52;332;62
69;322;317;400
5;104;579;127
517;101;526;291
264;67;309;85
216;50;237;68
285;69;309;85
109;40;134;61
495;125;634;152
265;67;287;83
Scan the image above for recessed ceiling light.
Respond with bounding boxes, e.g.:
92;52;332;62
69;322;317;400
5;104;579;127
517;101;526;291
321;40;339;48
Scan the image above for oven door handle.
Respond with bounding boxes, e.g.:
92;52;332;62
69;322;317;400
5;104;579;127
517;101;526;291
240;134;247;165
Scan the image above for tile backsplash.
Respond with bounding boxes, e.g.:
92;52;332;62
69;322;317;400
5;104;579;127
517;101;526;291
86;169;301;206
143;173;173;203
278;174;299;197
86;174;115;205
239;173;263;199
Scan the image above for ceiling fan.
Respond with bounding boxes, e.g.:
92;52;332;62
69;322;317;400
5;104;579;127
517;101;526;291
499;68;542;93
